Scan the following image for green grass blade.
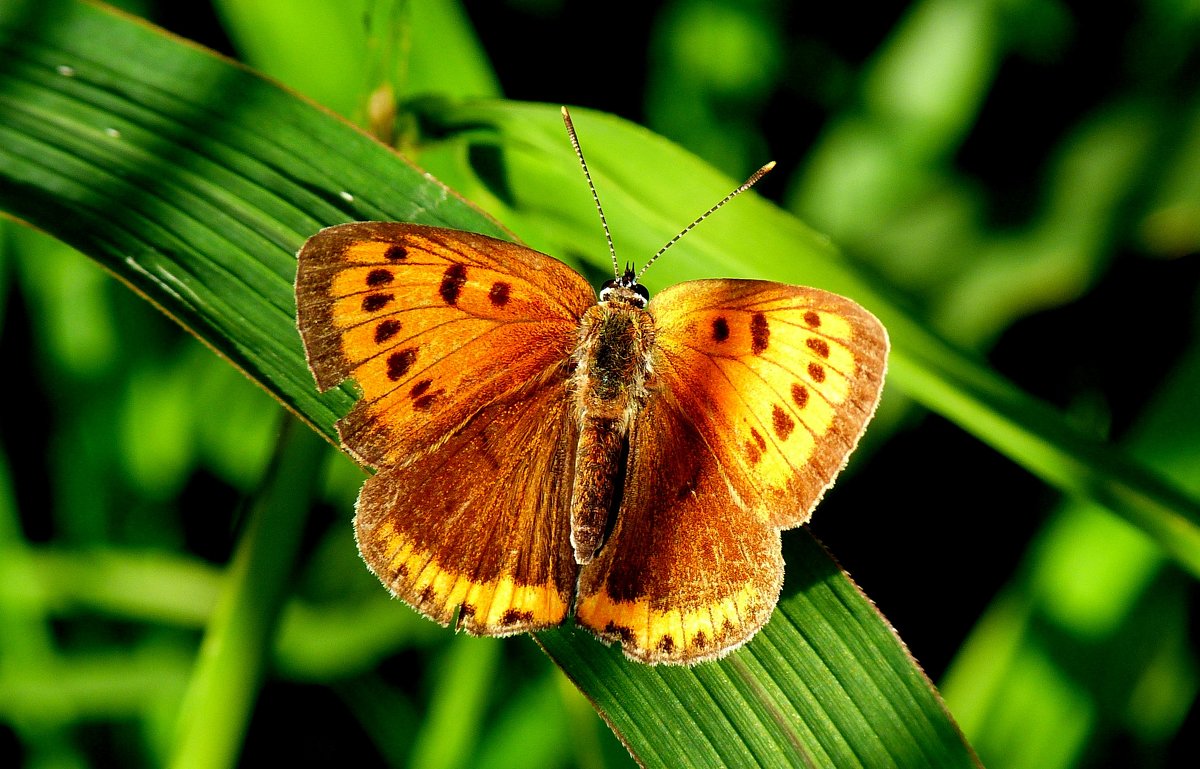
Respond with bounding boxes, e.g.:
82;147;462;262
169;421;326;769
539;534;971;768
426;100;1200;578
0;1;498;434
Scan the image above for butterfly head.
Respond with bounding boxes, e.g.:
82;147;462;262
599;265;650;308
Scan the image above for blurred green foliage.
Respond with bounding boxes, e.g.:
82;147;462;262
1;0;1199;768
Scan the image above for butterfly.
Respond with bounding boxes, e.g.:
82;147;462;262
294;108;888;664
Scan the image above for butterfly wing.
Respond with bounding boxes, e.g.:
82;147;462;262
576;279;888;663
649;279;888;528
295;222;595;468
355;380;580;633
296;223;596;633
576;391;784;663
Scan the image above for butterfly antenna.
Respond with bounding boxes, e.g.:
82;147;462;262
562;106;621;280
635;161;776;283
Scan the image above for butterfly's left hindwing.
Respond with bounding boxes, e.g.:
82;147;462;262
355;377;580;634
576;393;783;663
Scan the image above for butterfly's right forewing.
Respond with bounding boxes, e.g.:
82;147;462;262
650;279;888;529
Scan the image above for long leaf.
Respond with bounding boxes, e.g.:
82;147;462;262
423;100;1200;579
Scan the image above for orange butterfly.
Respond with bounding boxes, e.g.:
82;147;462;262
295;108;888;664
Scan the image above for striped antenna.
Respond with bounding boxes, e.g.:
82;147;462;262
562;106;775;283
561;106;620;279
636;161;775;282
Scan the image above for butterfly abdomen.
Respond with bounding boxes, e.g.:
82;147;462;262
568;292;656;564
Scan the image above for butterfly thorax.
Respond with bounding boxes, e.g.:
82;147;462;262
567;284;657;565
578;287;654;395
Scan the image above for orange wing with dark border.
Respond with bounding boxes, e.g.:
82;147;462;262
576;278;888;663
296;223;596;633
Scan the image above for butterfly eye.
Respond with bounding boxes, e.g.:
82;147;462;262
632;283;650;305
599;279;618;301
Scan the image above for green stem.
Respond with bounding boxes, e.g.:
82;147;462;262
169;420;327;769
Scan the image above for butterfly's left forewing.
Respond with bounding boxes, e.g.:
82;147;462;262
296;222;595;469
